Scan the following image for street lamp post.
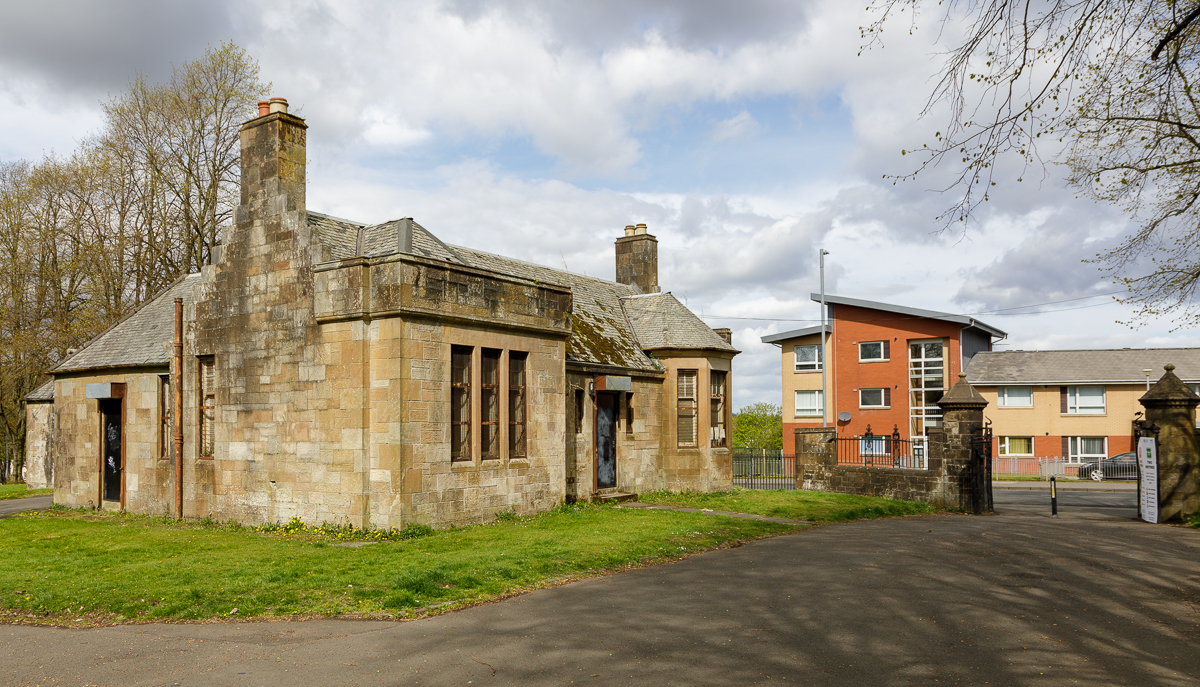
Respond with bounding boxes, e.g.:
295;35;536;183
820;249;830;427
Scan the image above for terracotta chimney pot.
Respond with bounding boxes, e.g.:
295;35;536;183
257;100;270;117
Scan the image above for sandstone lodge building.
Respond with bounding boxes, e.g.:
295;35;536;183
23;98;738;528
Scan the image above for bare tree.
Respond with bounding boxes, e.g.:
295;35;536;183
0;42;268;482
867;1;1200;325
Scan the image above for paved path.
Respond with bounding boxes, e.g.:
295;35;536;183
0;495;52;518
3;494;1198;686
994;481;1136;493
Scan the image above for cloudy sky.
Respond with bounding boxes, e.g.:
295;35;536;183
2;0;1195;409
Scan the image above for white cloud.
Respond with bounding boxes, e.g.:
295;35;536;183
707;110;761;142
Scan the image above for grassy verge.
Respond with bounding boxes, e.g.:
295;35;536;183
0;484;53;500
0;503;796;626
640;487;937;522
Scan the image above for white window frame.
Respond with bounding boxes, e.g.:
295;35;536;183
858;341;886;362
794;344;822;372
998;436;1034;456
997;386;1033;408
1066;386;1106;414
1067;436;1107;464
795;390;824;417
859;388;888;409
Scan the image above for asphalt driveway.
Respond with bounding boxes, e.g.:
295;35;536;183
2;494;1198;686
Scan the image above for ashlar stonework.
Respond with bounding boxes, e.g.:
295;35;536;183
28;97;739;529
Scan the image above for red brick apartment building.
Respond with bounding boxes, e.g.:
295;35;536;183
761;295;1006;445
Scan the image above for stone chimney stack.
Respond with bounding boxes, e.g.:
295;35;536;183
614;223;659;294
237;97;306;222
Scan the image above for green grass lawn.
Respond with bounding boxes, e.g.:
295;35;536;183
640;487;937;522
0;503;797;626
0;484;53;500
0;490;940;626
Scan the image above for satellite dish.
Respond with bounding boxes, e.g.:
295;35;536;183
837;411;852;423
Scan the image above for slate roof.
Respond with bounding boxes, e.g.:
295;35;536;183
24;380;54;402
50;274;202;373
308;212;467;265
760;324;829;344
622;293;739;353
44;213;732;376
965;348;1200;385
449;245;659;370
811;293;1007;338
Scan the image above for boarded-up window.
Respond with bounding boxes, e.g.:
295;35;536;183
451;346;472;462
159;374;172;461
625;392;634;434
710;371;727;447
574;389;585;434
198;357;215;458
509;352;527;458
481;349;501;459
678;370;697;447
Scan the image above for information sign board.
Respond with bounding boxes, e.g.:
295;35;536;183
1138;436;1158;524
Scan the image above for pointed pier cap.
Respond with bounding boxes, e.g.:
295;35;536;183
1140;364;1200;408
937;373;988;412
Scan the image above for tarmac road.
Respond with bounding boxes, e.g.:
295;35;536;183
2;495;1198;686
0;495;52;518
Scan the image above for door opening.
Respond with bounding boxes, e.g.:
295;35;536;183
100;399;123;504
595;393;617;490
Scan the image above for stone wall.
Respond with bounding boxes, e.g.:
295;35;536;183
23;401;53;489
796;427;971;508
795;375;989;510
51;369;173;513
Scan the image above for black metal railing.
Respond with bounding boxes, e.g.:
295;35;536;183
834;425;926;469
732;447;797;490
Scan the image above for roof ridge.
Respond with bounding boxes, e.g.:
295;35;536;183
982;347;1200;353
448;243;636;291
307;210;366;227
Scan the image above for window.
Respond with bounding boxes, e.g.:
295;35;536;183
450;346;472;462
198;356;215;459
997;386;1033;407
480;349;501;460
999;436;1033;456
625;393;634;435
710;371;727;447
509;352;527;458
795;390;824;417
860;387;890;409
677;370;697;447
859;340;889;361
1067;436;1106;463
794;345;822;371
159;374;172;461
909;341;944;435
860;435;887;456
574;388;585;434
1064;386;1105;414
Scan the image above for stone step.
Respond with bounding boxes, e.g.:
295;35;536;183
594;491;638;503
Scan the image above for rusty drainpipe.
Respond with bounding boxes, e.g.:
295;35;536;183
173;297;184;519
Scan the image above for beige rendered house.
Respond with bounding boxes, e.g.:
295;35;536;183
23;98;737;528
965;348;1200;463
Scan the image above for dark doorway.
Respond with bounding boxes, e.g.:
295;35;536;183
101;399;122;503
596;393;617;490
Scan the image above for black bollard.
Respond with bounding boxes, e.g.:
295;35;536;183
1050;476;1058;517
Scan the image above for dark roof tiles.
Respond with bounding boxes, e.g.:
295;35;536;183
51;275;201;373
966;348;1200;384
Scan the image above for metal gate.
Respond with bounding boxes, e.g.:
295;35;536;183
967;423;993;514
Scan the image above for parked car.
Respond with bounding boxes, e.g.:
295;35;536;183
1077;452;1137;481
